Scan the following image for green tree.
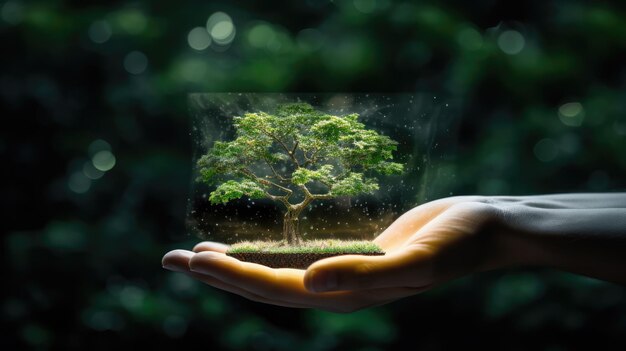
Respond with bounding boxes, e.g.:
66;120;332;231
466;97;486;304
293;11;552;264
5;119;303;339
197;103;404;244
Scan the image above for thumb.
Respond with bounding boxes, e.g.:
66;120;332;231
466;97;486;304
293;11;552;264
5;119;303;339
303;247;433;293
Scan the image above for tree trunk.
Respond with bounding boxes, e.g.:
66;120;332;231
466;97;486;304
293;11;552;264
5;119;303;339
283;210;301;245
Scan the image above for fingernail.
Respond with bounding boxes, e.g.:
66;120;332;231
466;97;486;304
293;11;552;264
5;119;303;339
311;270;338;292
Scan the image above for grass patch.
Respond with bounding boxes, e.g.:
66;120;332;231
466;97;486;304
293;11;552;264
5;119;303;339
227;239;383;254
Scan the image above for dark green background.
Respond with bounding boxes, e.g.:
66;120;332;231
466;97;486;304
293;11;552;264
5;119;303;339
3;0;625;349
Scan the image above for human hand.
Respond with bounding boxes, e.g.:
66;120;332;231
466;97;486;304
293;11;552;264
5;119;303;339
163;196;508;312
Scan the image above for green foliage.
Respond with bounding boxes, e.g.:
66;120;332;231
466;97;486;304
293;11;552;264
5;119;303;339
330;172;379;196
209;180;265;204
291;165;334;185
373;161;405;175
197;103;404;207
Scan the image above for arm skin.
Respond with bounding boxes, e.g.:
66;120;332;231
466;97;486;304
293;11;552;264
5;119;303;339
162;193;626;313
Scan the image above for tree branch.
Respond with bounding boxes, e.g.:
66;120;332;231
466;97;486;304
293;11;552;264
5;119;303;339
303;147;321;168
264;191;291;208
312;193;334;200
292;184;334;210
263;158;290;182
257;126;300;167
291;140;299;154
302;153;312;165
298;184;313;199
240;168;293;195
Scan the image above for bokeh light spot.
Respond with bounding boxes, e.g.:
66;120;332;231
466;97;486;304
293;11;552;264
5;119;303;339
116;9;147;35
44;221;87;251
168;273;197;296
614;121;626;135
1;1;23;25
297;28;324;51
68;172;91;193
266;36;282;52
84;311;125;331
174;58;209;83
207;12;235;45
486;274;543;318
123;51;148;75
322;38;372;73
83;161;104;180
187;26;212;51
558;102;584;127
211;21;234;40
92;150;116;171
248;23;275;49
497;30;525;55
88;20;112;44
353;0;377;14
206;12;231;30
119;286;145;310
457;27;483;51
533;138;558;162
88;139;111;155
559;133;581;155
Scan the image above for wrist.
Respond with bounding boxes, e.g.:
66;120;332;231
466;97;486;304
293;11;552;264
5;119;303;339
449;194;626;285
484;198;551;270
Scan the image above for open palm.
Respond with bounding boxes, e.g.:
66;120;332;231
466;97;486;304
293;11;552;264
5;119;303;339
163;196;500;313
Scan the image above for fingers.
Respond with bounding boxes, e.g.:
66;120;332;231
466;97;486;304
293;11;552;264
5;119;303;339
162;249;195;271
162;249;308;308
165;249;431;312
165;247;320;307
186;270;310;309
193;241;230;253
187;251;379;311
303;248;434;293
188;251;312;300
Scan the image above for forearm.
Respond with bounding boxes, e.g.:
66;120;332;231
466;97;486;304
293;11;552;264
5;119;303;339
511;193;626;209
493;194;626;284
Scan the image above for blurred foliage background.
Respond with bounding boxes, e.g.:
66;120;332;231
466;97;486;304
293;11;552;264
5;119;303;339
2;0;626;349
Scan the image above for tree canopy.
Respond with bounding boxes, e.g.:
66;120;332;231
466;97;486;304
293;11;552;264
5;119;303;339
197;102;404;210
